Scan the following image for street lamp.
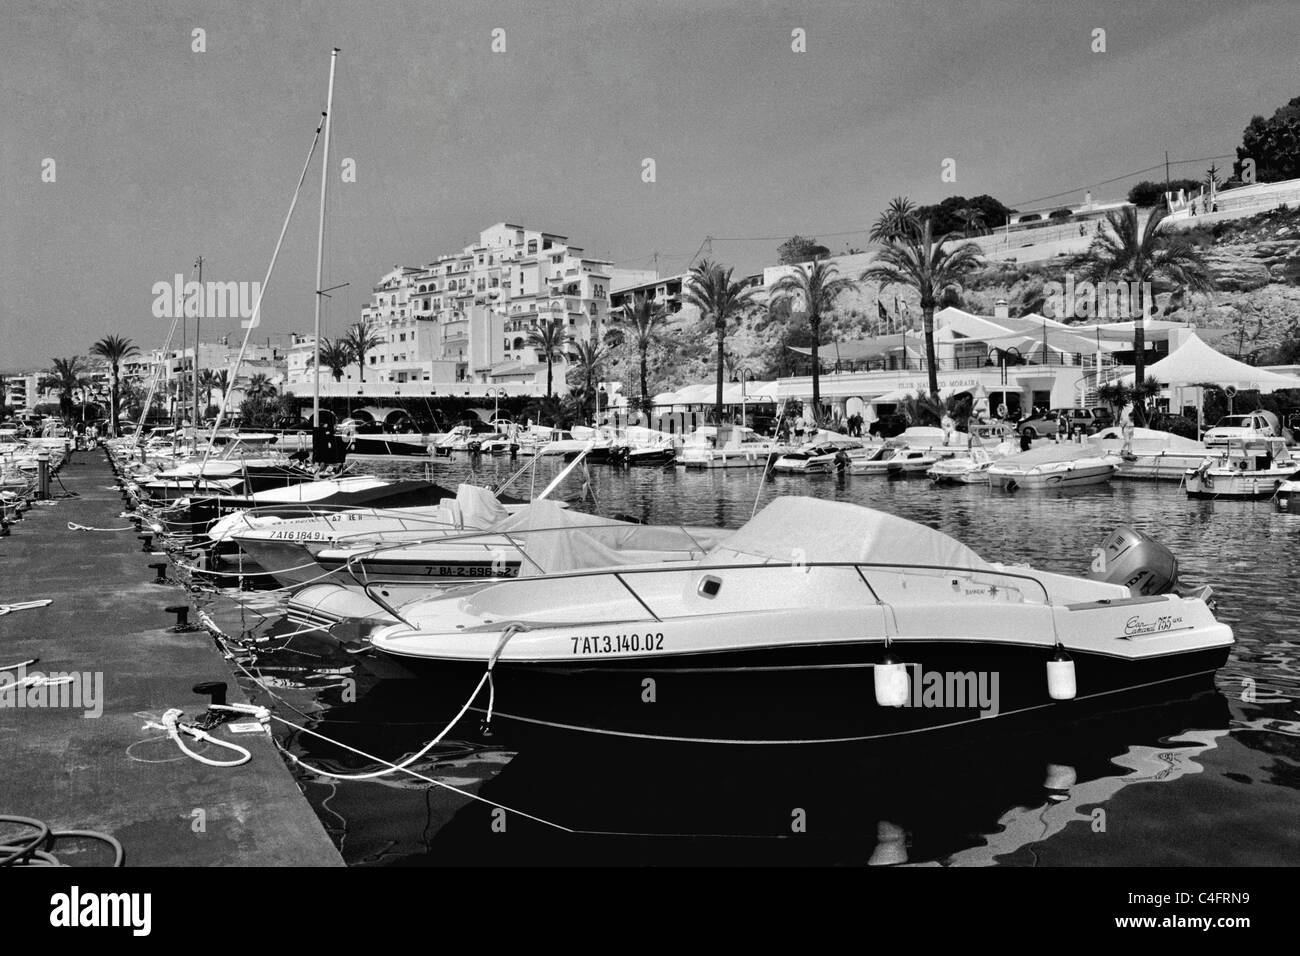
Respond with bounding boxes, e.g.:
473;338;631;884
486;386;507;424
738;368;750;430
596;383;607;428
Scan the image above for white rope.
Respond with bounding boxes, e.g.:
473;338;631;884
159;708;253;767
0;600;53;617
67;521;136;532
272;624;520;781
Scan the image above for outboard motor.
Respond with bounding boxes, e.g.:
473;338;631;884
1086;525;1179;595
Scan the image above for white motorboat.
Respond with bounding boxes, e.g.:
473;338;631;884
850;444;935;476
310;499;728;585
772;438;865;474
519;426;608;458
987;445;1120;490
677;426;786;469
222;484;549;586
1274;474;1300;513
360;497;1232;745
1185;438;1297;500
1087;427;1212;481
928;443;1009;484
285;500;732;628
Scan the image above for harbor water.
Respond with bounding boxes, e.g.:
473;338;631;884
213;456;1300;866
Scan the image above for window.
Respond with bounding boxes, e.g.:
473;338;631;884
399;333;406;342
527;241;537;254
369;356;376;364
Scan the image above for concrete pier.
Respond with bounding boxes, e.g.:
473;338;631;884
0;448;342;866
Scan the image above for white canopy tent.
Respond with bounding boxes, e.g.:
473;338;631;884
1139;334;1300;391
1122;332;1300;432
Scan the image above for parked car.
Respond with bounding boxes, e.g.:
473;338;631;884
1017;407;1109;439
1202;410;1282;447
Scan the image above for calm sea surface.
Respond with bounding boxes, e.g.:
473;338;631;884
210;455;1300;865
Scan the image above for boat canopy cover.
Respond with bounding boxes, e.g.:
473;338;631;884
997;444;1106;466
704;497;988;570
1088;427;1207;454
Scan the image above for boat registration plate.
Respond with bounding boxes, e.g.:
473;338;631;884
570;632;664;655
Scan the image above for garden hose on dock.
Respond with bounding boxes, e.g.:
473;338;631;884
0;814;124;867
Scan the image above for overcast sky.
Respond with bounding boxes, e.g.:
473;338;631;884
3;0;1296;369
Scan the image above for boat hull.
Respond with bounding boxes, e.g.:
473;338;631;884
348;434;431;457
1185;471;1289;500
989;463;1115;490
372;640;1230;746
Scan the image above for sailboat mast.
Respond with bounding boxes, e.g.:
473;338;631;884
193;254;203;450
312;47;340;429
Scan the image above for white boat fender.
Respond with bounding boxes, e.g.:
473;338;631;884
1043;763;1077;801
1047;647;1076;701
874;650;910;707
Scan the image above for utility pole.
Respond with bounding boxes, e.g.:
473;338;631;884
1164;151;1171;193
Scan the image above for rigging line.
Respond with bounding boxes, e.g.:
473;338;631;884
202;113;327;464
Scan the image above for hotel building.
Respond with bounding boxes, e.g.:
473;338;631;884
335;223;618;396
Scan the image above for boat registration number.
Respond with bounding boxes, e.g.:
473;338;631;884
433;564;518;578
268;529;331;541
570;632;664;655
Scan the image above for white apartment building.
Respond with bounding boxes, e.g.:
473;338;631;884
349;223;615;394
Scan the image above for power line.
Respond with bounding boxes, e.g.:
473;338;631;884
1008;154;1236;208
602;152;1241;264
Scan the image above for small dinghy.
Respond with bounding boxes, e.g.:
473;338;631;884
987;445;1120;490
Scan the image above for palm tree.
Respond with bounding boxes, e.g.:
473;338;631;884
869;196;920;244
860;219;984;397
954;207;987;238
896;390;945;427
527;317;568;399
1083;206;1215;420
40;357;88;422
343;322;384;383
683;260;760;422
605;294;667;412
769;257;857;423
198;368;221;416
318;337;355;383
245;373;276;401
89;335;139;436
1095;382;1133;421
571;339;605;422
